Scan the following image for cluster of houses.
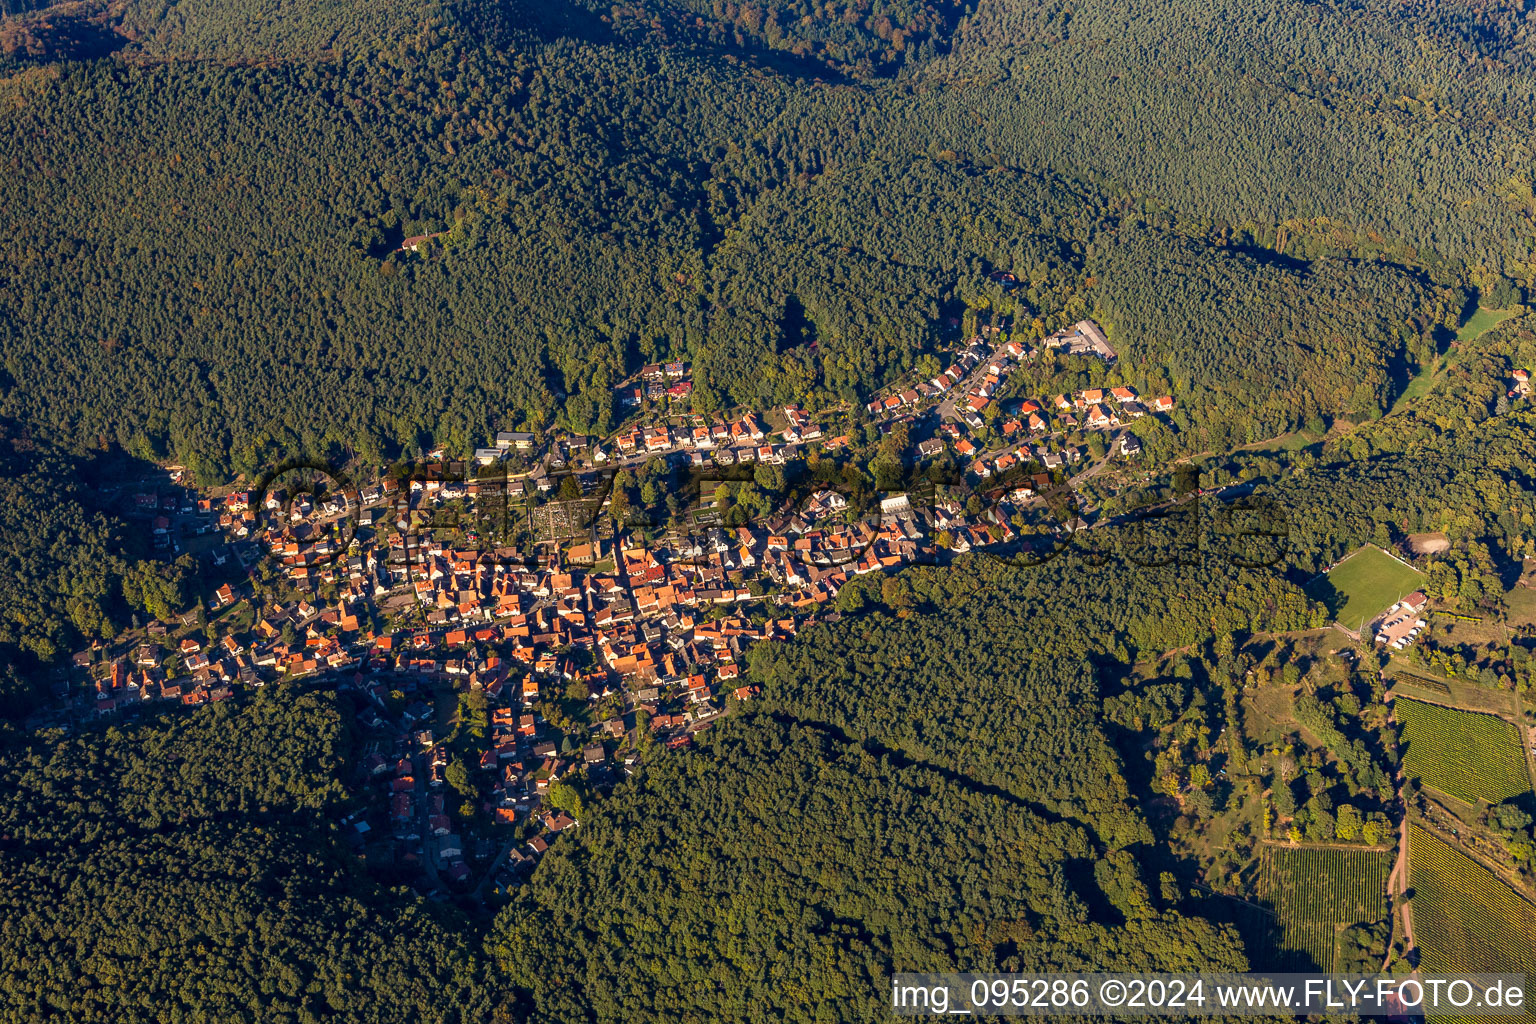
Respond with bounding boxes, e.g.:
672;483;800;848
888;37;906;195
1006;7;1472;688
930;386;1172;476
964;438;1085;480
862;318;1120;427
269;479;954;884
1374;591;1428;650
348;654;601;887
473;431;538;466
73;459;1021;895
866;334;1005;417
618;362;692;408
65;333;1191;897
861;323;1166;451
779;404;824;443
605;409;809;466
1050;386;1175;431
79;624;245;712
861;320;1120;420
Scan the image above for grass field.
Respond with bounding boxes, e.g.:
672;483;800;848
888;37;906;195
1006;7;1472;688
1504;583;1536;628
1409;825;1536;981
1456;306;1520;344
1257;845;1391;971
1241;429;1321;455
1308;545;1425;631
1392;308;1522;413
1396;699;1531;805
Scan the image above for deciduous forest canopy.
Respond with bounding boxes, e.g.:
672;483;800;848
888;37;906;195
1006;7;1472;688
0;0;1530;480
0;692;491;1023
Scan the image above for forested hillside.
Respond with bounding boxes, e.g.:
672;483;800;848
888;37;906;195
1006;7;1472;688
0;429;193;713
0;692;491;1023
0;0;1531;479
750;551;1320;841
928;0;1536;268
491;714;1251;1024
1092;228;1450;448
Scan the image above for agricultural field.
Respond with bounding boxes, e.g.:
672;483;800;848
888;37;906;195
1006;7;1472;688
1257;845;1392;971
1409;825;1536;980
1396;699;1531;806
1388;667;1518;717
1307;545;1425;632
1385;666;1452;698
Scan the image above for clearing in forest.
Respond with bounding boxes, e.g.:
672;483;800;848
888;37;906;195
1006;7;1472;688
1455;306;1519;343
1308;545;1424;633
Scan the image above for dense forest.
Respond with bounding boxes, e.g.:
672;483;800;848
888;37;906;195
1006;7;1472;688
0;0;1531;479
1094;228;1449;448
749;550;1321;847
0;691;491;1023
491;712;1251;1024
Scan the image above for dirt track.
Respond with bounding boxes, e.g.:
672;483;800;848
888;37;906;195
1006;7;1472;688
1382;780;1415;971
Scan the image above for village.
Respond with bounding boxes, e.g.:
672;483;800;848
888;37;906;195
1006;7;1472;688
52;319;1180;903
